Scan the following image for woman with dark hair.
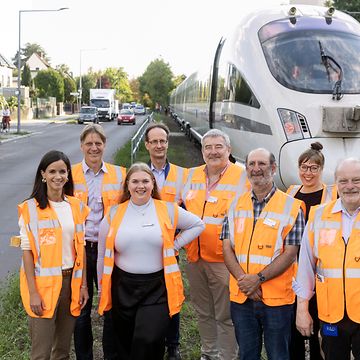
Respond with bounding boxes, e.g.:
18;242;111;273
288;142;337;360
18;150;90;360
97;162;204;360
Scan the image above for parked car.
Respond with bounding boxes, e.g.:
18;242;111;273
118;109;136;125
78;106;99;124
133;104;146;115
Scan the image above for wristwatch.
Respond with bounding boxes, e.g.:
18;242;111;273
257;272;266;283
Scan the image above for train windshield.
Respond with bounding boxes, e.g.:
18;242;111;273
259;16;360;94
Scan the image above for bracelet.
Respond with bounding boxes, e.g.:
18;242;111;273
81;285;88;289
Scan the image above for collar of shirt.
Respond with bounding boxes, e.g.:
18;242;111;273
150;161;168;174
204;161;230;197
332;198;360;217
150;161;169;190
251;183;277;203
332;198;360;243
82;159;107;175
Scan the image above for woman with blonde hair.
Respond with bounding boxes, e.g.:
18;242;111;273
97;162;204;360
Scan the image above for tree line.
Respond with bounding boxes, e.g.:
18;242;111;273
12;43;186;108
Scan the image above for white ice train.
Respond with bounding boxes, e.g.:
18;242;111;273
169;4;360;190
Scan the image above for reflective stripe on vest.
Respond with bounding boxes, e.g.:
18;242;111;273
163;165;185;203
229;190;301;306
99;200;184;317
19;196;87;318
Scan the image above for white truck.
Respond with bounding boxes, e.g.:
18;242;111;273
89;89;118;121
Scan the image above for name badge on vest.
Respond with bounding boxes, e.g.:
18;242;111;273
263;218;277;228
322;324;338;337
207;196;218;203
142;223;154;227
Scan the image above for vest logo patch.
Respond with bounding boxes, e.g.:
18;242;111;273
319;229;336;246
186;190;197;200
39;228;56;245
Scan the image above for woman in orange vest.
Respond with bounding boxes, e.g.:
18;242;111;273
97;162;204;360
288;142;337;360
18;150;90;360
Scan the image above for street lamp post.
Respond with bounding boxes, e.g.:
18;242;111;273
17;7;68;133
79;48;106;108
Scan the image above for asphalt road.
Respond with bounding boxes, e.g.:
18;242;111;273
0;116;148;281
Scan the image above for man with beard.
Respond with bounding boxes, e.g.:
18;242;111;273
295;158;360;360
222;148;304;360
182;129;249;360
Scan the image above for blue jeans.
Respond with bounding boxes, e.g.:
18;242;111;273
231;300;294;360
74;243;118;360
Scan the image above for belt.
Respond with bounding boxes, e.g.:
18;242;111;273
62;268;73;276
86;241;98;248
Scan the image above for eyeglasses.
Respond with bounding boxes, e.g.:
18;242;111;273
147;139;168;145
299;164;321;173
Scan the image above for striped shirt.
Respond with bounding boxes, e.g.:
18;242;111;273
82;160;107;243
220;184;304;246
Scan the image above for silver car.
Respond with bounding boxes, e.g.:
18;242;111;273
78;106;99;124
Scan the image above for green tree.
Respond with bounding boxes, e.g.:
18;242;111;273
76;71;98;105
327;0;360;21
63;76;77;103
56;64;76;103
34;69;64;102
139;58;174;108
129;78;141;103
102;67;132;103
21;64;32;87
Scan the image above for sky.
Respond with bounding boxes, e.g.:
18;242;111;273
2;0;297;79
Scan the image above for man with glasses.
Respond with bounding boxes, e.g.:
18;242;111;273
222;148;304;360
295;157;360;360
144;122;188;360
181;129;249;360
72;124;126;360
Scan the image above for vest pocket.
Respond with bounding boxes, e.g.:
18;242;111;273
316;277;329;317
37;285;53;317
168;272;184;309
216;225;224;255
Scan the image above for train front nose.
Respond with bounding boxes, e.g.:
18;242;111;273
278;138;360;190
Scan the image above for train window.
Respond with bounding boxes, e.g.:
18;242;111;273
259;17;360;94
216;63;260;108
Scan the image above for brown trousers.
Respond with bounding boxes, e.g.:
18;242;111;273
29;274;76;360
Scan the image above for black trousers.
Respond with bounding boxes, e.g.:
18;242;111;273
74;243;118;360
111;267;171;360
290;296;323;360
321;313;360;360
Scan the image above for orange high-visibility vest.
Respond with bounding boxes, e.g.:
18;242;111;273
18;196;89;318
182;163;249;263
72;162;126;214
160;163;188;203
228;190;302;306
287;184;337;215
98;199;184;317
307;201;360;323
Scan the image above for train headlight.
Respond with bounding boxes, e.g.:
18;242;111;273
289;7;297;16
327;7;335;17
278;108;309;141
